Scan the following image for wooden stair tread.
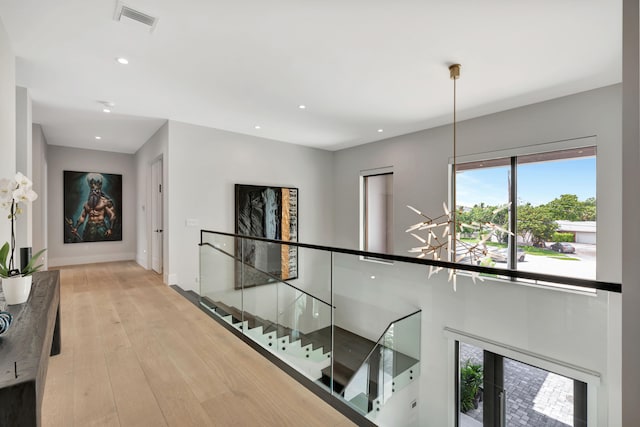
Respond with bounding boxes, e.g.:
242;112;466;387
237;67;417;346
208;300;418;380
206;300;262;329
203;297;420;414
309;326;419;377
321;361;354;387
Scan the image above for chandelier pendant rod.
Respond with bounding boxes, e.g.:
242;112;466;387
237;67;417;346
449;64;461;266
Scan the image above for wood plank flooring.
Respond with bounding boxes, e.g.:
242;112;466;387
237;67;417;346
41;261;356;427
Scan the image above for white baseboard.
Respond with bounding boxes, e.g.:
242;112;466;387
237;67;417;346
136;255;149;269
49;252;136;267
166;273;177;285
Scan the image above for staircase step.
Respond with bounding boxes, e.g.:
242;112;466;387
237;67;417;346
209;300;264;330
213;301;419;389
320;361;355;394
263;322;294;338
207;297;420;417
211;308;325;354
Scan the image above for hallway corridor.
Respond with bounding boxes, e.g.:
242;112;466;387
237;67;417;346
41;261;354;427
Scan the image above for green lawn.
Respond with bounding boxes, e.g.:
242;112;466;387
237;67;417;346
460;238;579;260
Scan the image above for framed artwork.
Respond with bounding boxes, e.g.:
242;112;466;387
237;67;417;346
64;171;122;243
235;184;298;288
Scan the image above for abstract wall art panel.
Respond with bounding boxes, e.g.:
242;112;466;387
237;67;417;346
235;184;298;288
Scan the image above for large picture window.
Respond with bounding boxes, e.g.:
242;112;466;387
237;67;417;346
456;146;596;280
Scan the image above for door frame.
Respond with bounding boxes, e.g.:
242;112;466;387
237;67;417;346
150;156;163;275
447;328;597;426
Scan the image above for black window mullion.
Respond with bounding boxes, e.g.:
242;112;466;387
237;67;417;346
574;380;588;427
509;156;518;271
483;351;504;427
455;341;460;427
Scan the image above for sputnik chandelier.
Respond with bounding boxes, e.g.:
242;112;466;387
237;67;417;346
406;64;511;287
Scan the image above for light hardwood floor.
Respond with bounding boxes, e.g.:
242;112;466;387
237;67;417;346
42;261;356;427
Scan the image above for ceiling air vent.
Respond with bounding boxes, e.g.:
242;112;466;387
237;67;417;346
114;2;158;32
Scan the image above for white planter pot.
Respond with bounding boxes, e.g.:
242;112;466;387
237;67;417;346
2;275;33;305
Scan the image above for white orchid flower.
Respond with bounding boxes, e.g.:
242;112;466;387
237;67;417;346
12;187;38;203
0;178;16;202
0;190;11;203
26;189;38;202
14;172;32;189
12;187;27;203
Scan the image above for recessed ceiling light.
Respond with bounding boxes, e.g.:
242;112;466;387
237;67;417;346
103;108;111;113
377;129;384;133
254;125;261;130
116;57;129;65
298;104;306;110
95;136;102;140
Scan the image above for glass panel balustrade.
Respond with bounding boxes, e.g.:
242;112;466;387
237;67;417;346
199;232;239;318
200;235;336;390
199;230;620;425
342;310;421;415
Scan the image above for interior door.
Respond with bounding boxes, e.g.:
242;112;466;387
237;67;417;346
151;158;163;274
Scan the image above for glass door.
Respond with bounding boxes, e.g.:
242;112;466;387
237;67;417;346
457;342;587;427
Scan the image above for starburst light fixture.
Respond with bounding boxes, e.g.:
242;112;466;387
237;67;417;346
406;64;512;287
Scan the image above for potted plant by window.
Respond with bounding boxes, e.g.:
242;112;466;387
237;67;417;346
460;359;484;413
0;173;46;305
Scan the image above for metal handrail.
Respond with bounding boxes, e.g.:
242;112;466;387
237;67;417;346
201;229;621;293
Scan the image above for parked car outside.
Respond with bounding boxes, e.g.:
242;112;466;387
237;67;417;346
550;242;576;253
487;247;526;263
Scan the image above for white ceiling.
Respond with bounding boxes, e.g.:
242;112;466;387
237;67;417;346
0;0;622;153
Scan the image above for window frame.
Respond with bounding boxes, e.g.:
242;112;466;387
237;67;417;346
447;327;599;427
450;137;597;282
360;166;394;262
455;340;589;427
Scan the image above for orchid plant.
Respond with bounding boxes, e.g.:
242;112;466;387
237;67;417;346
0;173;45;278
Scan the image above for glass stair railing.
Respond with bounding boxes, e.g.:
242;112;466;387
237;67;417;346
199;232;423;424
198;229;621;426
341;310;421;418
199;236;333;381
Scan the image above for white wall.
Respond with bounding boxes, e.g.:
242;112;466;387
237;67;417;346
621;1;639;425
32;124;48;269
47;145;136;266
331;84;622;426
333;85;621;282
167;121;335;293
0;19;15;244
15;86;32;253
134;121;168;274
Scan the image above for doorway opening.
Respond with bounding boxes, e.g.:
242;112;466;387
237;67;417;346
151;157;163;274
457;342;587;427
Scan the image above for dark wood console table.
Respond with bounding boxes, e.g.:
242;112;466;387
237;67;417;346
0;271;61;426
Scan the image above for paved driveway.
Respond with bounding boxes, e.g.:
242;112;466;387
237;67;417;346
483;243;596;280
517;254;594;280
